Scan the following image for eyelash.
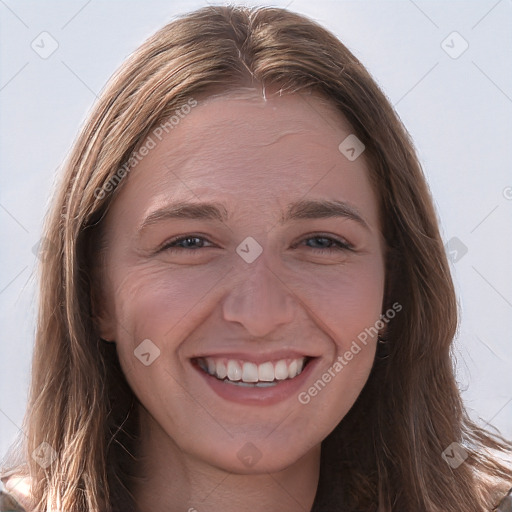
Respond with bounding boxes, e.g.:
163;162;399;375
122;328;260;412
158;234;353;254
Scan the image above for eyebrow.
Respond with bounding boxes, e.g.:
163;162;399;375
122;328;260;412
137;198;368;235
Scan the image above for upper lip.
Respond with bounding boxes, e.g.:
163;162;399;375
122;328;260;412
190;349;319;365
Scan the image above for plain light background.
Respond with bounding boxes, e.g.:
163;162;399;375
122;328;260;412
1;0;511;461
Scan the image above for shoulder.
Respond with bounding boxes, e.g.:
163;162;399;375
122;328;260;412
0;490;26;512
0;476;32;512
496;487;512;512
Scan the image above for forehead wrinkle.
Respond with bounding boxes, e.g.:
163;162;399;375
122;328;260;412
142;134;346;198
150;131;317;181
169;148;333;188
177;116;312;148
149;95;346;172
133;95;358;195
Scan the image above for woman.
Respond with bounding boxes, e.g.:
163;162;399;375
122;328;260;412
1;5;511;512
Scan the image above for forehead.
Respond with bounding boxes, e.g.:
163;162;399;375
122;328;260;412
157;90;354;174
107;90;378;230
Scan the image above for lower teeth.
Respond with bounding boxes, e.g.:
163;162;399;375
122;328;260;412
223;379;278;388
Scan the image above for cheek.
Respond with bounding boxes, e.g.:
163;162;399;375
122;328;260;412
105;264;224;378
110;264;221;336
292;264;384;425
109;253;384;376
105;265;224;414
291;257;384;406
292;258;385;342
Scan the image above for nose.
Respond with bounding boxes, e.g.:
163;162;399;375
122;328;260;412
222;254;296;338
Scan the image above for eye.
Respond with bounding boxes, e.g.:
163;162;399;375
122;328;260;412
297;234;353;253
157;233;353;255
158;235;214;253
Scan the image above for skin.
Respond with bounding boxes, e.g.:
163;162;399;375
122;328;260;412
96;88;386;512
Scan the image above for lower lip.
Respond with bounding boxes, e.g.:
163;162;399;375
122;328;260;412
192;358;319;406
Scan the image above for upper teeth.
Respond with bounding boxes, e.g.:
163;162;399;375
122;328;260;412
197;357;307;383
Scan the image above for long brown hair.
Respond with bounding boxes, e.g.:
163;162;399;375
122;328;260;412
2;5;511;511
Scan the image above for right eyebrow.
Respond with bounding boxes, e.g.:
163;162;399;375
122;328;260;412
137;202;228;235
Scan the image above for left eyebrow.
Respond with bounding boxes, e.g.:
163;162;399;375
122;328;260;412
282;199;369;229
136;198;369;236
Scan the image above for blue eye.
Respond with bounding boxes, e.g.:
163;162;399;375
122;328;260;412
300;235;353;253
159;235;212;253
159;234;352;254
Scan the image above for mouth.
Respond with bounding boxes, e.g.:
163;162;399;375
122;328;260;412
193;355;314;388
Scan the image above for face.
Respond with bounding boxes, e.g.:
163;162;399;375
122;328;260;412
96;89;386;474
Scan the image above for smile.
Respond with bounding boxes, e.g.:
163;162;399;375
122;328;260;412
195;356;311;388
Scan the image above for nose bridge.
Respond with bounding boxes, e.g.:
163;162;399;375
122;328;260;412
222;251;296;337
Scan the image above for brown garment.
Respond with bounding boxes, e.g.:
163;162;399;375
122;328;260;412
1;486;512;511
0;490;25;512
496;488;512;512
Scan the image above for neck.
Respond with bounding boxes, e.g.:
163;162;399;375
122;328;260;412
131;408;321;512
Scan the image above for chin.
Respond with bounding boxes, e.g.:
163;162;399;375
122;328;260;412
198;438;318;475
